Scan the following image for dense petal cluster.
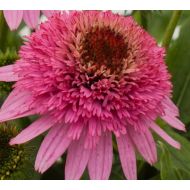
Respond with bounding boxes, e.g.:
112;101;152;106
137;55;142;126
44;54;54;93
0;11;185;180
3;10;58;30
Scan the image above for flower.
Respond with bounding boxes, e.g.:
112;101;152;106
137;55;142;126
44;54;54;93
3;10;58;30
0;11;185;180
0;122;39;180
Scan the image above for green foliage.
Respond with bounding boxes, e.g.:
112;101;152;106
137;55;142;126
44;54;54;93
145;11;171;43
0;49;19;66
153;124;190;180
167;16;190;125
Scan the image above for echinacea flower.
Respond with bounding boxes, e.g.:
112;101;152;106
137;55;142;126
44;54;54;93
0;122;39;180
0;11;185;180
3;10;58;30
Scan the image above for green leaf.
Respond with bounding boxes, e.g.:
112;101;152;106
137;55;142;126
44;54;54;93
146;11;190;44
133;11;163;31
155;123;190;179
146;11;172;43
159;142;181;179
167;17;190;124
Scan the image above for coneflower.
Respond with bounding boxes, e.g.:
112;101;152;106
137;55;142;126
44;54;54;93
0;11;185;180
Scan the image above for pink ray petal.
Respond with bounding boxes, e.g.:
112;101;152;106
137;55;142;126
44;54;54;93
116;133;137;180
88;132;113;180
150;121;180;149
0;65;19;82
10;114;55;145
3;10;23;30
129;127;157;165
23;10;40;29
162;97;179;117
65;131;91;180
0;109;35;123
42;10;59;18
161;114;186;131
1;88;32;110
0;89;35;122
35;124;71;173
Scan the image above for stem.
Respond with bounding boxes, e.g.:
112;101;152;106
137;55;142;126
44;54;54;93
177;72;190;107
162;10;182;51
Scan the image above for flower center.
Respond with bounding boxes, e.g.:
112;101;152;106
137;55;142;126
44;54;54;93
80;27;128;77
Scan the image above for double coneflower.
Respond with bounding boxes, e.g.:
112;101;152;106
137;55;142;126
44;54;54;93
0;11;185;180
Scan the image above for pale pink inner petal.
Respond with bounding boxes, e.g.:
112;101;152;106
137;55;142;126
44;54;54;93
88;132;113;180
116;133;137;180
23;10;40;29
129;126;157;165
0;65;19;82
65;131;91;180
150;121;180;149
10;114;55;145
35;124;71;173
3;10;23;30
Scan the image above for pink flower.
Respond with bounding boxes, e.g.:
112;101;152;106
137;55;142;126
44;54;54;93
0;11;185;180
3;10;58;30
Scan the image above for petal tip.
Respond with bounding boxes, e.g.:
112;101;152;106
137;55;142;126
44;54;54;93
9;138;17;145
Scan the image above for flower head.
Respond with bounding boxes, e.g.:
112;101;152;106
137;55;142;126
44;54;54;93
0;11;185;180
3;10;58;30
0;122;39;180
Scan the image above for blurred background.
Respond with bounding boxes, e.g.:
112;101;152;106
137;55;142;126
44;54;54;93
1;10;190;180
